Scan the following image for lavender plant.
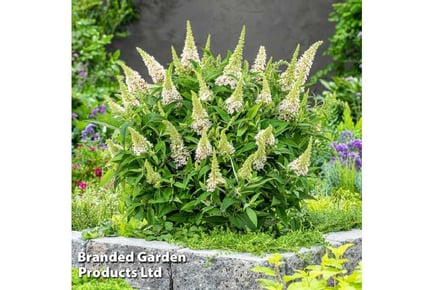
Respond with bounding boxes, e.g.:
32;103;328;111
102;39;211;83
102;21;325;234
323;131;362;195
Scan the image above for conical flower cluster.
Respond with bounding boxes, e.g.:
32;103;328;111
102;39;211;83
289;138;313;176
144;160;161;188
252;142;267;170
279;44;300;92
293;41;323;87
255;76;272;104
255;125;275;147
163;120;190;168
250;45;267;75
238;153;255;180
217;130;235;156
161;68;182;105
196;70;213;102
171;46;186;75
180;20;201;72
117;76;140;108
191;91;211;135
106;139;123;157
215;26;246;89
277;78;302;121
224;77;244;114
137;47;166;83
119;63;148;94
128;127;153;156
105;96;125;115
195;131;212;162
206;151;226;192
201;34;214;71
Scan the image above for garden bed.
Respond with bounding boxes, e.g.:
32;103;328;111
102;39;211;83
72;229;361;290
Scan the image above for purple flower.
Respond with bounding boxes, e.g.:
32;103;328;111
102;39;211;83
81;123;96;140
355;156;362;170
90;133;100;142
79;71;88;78
339;131;352;143
72;113;78;119
99;104;106;114
348;139;362;156
89;107;99;118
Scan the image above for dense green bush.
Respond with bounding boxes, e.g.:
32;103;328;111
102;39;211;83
72;0;137;145
101;21;328;235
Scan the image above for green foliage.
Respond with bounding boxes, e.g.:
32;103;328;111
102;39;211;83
317;0;362;78
104;23;327;234
251;243;362;290
72;184;119;231
168;228;326;256
72;140;110;190
72;0;137;145
72;268;133;290
305;195;361;233
321;76;362;122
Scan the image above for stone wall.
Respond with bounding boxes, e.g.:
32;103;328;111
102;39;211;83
72;229;362;290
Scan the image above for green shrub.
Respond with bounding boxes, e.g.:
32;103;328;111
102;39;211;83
320;76;362;122
72;184;119;231
251;243;362;289
316;0;362;79
72;268;133;290
102;21;327;235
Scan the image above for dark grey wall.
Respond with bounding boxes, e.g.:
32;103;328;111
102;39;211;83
110;0;339;93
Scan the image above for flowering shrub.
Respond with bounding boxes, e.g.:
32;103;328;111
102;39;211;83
103;21;326;233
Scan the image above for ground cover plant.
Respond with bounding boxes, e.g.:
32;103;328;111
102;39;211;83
98;20;329;237
72;268;133;290
252;243;362;289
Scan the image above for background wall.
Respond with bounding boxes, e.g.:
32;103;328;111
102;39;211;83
110;0;339;93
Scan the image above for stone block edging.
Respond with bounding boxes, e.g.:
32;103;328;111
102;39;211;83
72;229;361;290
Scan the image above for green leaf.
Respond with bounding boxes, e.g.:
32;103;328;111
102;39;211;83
246;103;262;120
221;197;237;212
245;207;257;228
250;265;275;276
100;168;115;186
